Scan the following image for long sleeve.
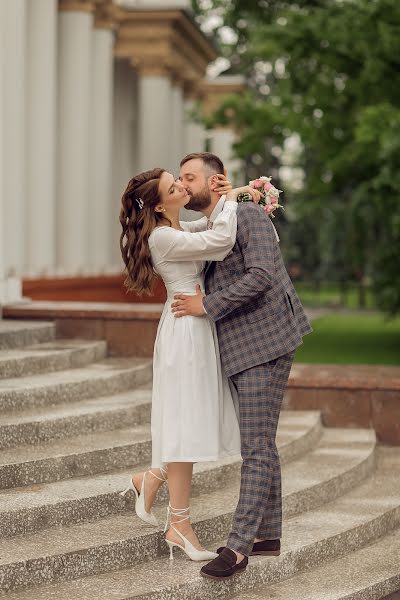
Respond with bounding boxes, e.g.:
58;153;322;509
203;202;276;321
179;216;208;233
150;201;237;262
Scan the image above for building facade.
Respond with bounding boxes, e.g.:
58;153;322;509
0;0;243;307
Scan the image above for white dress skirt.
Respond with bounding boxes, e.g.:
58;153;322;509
148;200;241;467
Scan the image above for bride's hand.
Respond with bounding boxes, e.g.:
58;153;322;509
226;185;263;203
210;174;232;196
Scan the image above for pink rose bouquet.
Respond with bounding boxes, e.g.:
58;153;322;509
238;176;283;219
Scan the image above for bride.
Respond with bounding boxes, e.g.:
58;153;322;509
119;168;261;561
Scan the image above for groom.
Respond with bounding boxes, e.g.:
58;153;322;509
171;152;312;580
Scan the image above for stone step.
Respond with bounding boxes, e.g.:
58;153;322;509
0;385;152;450
0;428;381;593
0;320;55;350
0;408;321;490
0;424;150;489
0;339;107;379
0;411;323;537
0;357;152;413
228;527;400;600
8;530;400;600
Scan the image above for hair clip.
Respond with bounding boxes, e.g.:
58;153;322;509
136;197;144;210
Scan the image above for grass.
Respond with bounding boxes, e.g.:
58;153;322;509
294;313;400;365
294;282;376;310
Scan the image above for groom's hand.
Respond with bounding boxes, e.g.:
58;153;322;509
172;285;206;318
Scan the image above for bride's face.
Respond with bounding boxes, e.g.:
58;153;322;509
157;172;190;213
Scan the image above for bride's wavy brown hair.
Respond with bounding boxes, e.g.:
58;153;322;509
119;168;169;295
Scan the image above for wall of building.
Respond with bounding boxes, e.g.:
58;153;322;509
0;0;242;307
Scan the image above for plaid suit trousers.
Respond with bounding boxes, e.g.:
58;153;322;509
226;350;295;557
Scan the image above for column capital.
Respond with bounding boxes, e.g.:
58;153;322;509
183;79;203;100
94;0;119;30
114;8;217;85
200;75;247;119
58;0;95;13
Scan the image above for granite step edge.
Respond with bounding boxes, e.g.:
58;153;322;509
0;321;56;350
0;386;153;450
0;430;387;593
227;527;400;600
0;339;108;379
1;453;399;597
0;413;323;534
0;358;153;412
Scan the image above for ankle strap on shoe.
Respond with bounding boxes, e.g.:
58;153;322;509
148;466;168;483
163;502;190;533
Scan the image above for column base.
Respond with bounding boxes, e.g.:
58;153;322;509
0;277;23;308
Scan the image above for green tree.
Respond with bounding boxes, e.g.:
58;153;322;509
193;0;400;315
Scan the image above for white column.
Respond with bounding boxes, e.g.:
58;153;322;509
26;0;57;276
3;0;27;279
210;127;244;186
88;24;115;271
180;95;206;222
112;60;138;267
56;5;94;273
171;82;184;173
0;1;5;307
184;97;205;156
137;73;172;173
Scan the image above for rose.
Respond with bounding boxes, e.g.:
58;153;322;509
238;175;283;220
269;187;280;197
252;179;263;189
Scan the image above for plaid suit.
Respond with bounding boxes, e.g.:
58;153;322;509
203;201;312;556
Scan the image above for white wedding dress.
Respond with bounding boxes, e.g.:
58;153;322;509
148;200;241;468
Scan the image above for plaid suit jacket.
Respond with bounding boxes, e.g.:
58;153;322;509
203;202;312;377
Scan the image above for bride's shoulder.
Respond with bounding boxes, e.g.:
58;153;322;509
149;225;182;248
149;225;170;236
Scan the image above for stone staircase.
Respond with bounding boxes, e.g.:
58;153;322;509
0;319;399;599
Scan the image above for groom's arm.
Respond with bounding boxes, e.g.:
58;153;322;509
202;203;275;322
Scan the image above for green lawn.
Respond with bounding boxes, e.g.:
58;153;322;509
294;282;376;310
294;313;400;365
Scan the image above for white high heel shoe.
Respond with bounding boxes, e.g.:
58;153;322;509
120;467;168;527
164;503;218;562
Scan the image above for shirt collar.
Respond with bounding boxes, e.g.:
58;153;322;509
208;195;226;224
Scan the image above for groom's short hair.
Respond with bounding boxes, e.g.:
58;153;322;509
180;152;224;175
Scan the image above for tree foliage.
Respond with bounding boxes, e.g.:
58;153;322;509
193;0;400;315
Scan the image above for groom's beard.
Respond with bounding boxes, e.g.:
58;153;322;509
185;185;212;212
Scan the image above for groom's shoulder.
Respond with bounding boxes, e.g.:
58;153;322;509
237;201;271;228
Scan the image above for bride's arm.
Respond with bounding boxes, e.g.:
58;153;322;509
179;216;208;233
151;201;238;262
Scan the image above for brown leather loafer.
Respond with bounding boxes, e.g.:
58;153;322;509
200;547;248;580
217;539;280;557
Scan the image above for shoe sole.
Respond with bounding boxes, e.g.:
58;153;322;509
200;566;247;580
250;550;280;556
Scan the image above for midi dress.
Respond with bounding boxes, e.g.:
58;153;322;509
148;200;241;467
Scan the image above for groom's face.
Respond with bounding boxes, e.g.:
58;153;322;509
179;158;212;212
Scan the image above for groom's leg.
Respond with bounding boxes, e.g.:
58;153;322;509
256;455;282;540
226;351;294;557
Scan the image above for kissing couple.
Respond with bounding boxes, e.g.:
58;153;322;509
119;152;312;580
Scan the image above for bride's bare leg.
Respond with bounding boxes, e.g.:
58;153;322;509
165;462;204;551
131;467;168;513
